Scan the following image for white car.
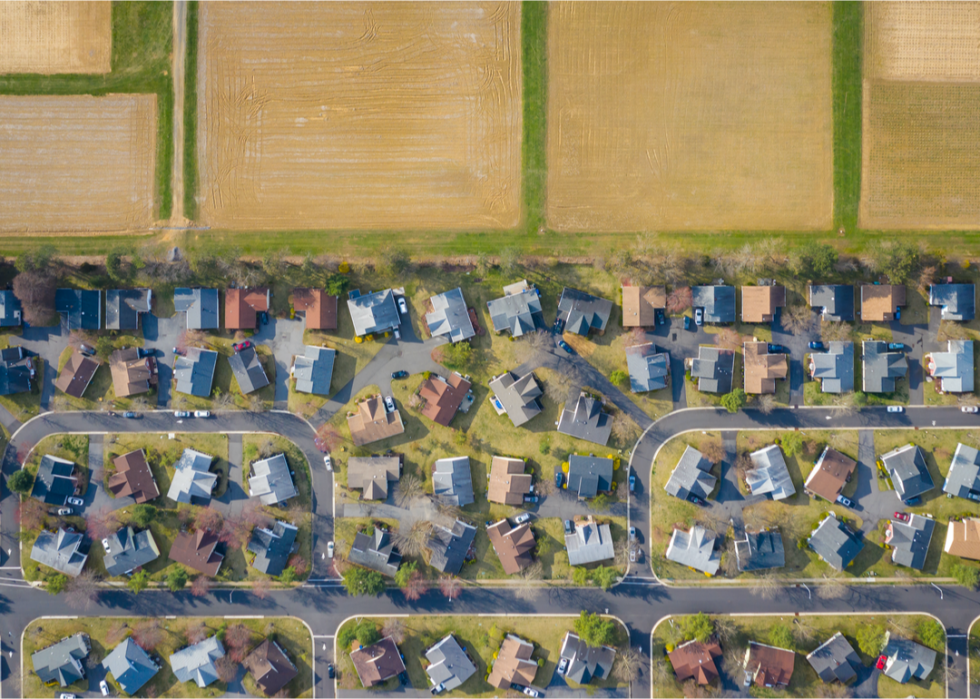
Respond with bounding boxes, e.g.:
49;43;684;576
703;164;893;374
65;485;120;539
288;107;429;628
101;538;111;553
60;694;77;699
887;406;904;413
963;406;979;413
523;688;540;698
398;297;409;314
514;513;531;525
194;410;211;418
384;396;396;413
323;454;333;471
100;679;110;696
174;411;190;418
67;497;84;507
327;541;334;558
57;507;72;516
394;328;401;340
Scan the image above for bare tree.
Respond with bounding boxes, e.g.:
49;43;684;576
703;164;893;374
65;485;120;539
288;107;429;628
225;623;254;661
214;392;234;410
194;507;223;533
106;621;129;646
828;430;858;454
394;474;424;507
438;575;462;601
749;572;780;600
792;616;817;645
544;369;578;404
64;571;99;610
216;654;239;684
716;328;742;351
315;423;343;452
755;394;777;415
382;618;405;644
719;538;739;578
816;679;852;698
131;620;164;651
190;575;211;598
85;506;119;541
699;438;724;465
944;653;964;687
516;330;554;362
721;643;746;679
394;520;431;558
185;621;208;644
713;617;738;646
402;569;428;601
435;498;464;522
829;393;857;417
247;393;264;412
219;515;251;550
817;574;848;600
130;396;148;411
614;646;642;687
13;271;56;325
515;562;543;601
821;321;851;343
253;577;272;600
666;287;693;314
781;305;813;334
650;656;672;690
937;320;970;343
18;498;47;531
611;410;639;445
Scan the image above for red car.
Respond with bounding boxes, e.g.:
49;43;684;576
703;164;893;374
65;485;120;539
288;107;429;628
232;340;252;352
876;654;887;670
894;512;910;522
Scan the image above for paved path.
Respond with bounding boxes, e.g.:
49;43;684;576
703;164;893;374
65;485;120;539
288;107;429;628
253;316;305;410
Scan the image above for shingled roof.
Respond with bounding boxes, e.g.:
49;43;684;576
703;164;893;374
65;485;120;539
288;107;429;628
425;634;477;691
929;283;975;321
350;637;405;688
669;638;722;685
167;449;216;503
804;446;856;503
427;519;476;574
487;519;535;575
292;288;338;330
426;287;475;342
809;285;855;322
881;633;936;684
666;525;721;575
31;454;77;505
487;281;545;337
0;289;22;327
432;456;474;507
242;639;298;696
103;526;160;576
31;527;88;577
622;286;666;327
102;638;160;695
808;513;863;571
885;514;935;570
348;526;402;577
347;289;400;336
880;444;935;501
927;340;974;393
292;345;335;396
489;371;543;427
746;445;796;501
806;632;860;684
170;636;225;688
174;288;219;329
228;345;270;394
734;529;785;572
174;347;217;397
557;393;612;445
487;635;537;689
862;341;908;393
347;456;400;500
745;642;795;688
860;284;905;322
625;342;669;392
559;632;616;685
54;349;100;398
169;529;224;576
32;633;90;687
691;285;736;324
225;287;269;330
565;516;615;566
487;456;532;505
944;443;980;499
108;449;159;503
691;346;734;394
347;395;405;446
418;373;471;426
557;288;613;335
744;341;788;394
247;520;299;577
566;455;614;499
664;446;716;501
109;347;157;398
944;517;980;560
55;289;101;330
741;285;785;323
248;452;298;505
106;289;151;330
809;341;854;394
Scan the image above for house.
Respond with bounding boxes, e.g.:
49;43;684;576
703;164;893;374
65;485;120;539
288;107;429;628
108;449;159;503
425;634;477;691
109;347;157;398
929;283;975;321
880;633;937;684
169;529;224;576
102;638;160;695
691;285;736;324
487;280;545;336
734;529;785;572
31;527;88;577
880;444;935;502
30;454;77;505
557;392;612;445
744;642;795;688
743;341;788;394
347;288;400;337
566;455;614;499
926;339;974;393
809;341;854;394
806;632;860;684
432;456;474;507
666;525;721;575
32;633;90;687
174;347;218;397
943;517;980;560
167;448;217;503
350;637;405;688
243;639;298;696
804;447;856;503
809;285;855;322
746;445;796;500
248;452;298;505
943;443;980;499
487;456;532;505
347;456;401;500
225;287;270;330
54;349;100;398
860;284;905;322
174;288;220;329
229;345;270;394
427;519;477;574
565;516;614;566
885;514;935;570
668;638;722;685
808;513;863;571
347;395;405;446
557;287;613;335
170;636;225;688
489;371;543;427
622;285;666;327
0;346;32;395
426;287;475;342
418;373;471;426
55;288;101;330
348;526;402;577
0;289;22;326
103;526;160;576
291;345;335;395
664;446;716;502
247;520;299;577
625;343;669;392
105;289;151;330
690;346;735;394
292;288;338;330
487;634;537;689
487;519;535;574
741;285;785;323
862;341;908;393
558;631;616;685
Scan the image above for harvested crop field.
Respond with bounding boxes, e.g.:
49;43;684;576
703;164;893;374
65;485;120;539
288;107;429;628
0;94;157;233
546;1;833;233
0;1;110;75
198;2;522;231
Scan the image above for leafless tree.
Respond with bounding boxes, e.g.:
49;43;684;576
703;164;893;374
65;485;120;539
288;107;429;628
382;618;405;644
821;321;851;343
716;327;742;351
719;538;739;578
214;392;234;410
247;393;264;412
937;320;970;343
438;575;462;601
185;621;208;644
219;515;251;550
713;617;738;646
435;498;464;523
315;423;343;452
131;620;164;651
650;656;672;690
945;654;964;686
402;569;428;601
816;680;852;698
755;394;777;415
817;574;848;600
13;270;56;325
216;654;239;684
130;396;148;411
721;644;746;679
781;305;813;334
614;646;642;687
394;474;424;507
515;562;544;601
828;430;858;454
106;621;129;645
85;506;119;541
195;507;223;533
18;498;47;531
64;571;100;610
793;616;817;644
749;572;780;600
699;438;724;465
611;410;639;445
242;500;272;531
253;577;272;600
190;575;211;598
394;520;431;558
225;623;254;661
544;369;579;404
828;393;857;417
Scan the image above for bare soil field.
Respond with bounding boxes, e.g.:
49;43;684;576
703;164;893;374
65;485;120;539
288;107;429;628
546;1;833;233
0;1;110;75
0;94;157;233
197;2;521;231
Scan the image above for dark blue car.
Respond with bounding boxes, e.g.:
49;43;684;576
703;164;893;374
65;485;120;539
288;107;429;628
558;340;574;354
808;341;825;351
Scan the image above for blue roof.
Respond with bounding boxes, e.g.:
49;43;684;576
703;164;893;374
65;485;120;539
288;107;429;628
692;286;736;324
0;290;22;327
929;284;975;321
174;288;220;329
55;289;101;330
174;348;217;397
102;638;160;695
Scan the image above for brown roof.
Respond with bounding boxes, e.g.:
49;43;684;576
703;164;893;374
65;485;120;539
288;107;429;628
622;286;666;327
487;634;537;689
168;529;224;576
350;636;405;688
347;395;405;446
109;347;157;398
242;638;298;696
861;285;906;322
107;449;159;504
743;342;788;394
742;286;786;324
54;350;101;398
669;638;722;685
746;642;794;688
804;447;857;502
225;287;270;330
347;456;401;500
293;288;337;330
418;373;471;426
487;456;532;505
945;518;980;560
486;519;535;575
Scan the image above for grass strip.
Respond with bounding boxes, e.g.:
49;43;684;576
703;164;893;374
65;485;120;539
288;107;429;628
183;0;199;220
832;1;863;233
521;1;548;235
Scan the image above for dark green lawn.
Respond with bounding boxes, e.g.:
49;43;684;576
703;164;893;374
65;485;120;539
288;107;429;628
832;1;863;233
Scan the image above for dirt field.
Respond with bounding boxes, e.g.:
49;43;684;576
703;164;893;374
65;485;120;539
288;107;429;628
546;2;833;232
0;94;157;233
0;1;110;74
197;2;521;231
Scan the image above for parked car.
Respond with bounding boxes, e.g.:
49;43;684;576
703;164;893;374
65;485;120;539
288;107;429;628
808;341;825;351
558;658;569;675
886;406;904;413
963;406;979;413
969;491;980;503
174;411;191;418
515;512;531;525
60;694;77;699
100;680;110;696
887;342;905;351
629;474;636;492
431;683;446;695
563;519;573;534
232;340;251;352
555;471;564;489
523;495;539;504
27;357;35;378
876;654;887;670
894;512;910;522
629;548;637;563
101;538;111;553
687;494;706;506
684;315;692;330
629;526;636;541
123;412;141;419
767;343;786;353
552;317;565;334
398;297;409;314
558;340;573;354
523;687;540;697
391;370;408;379
835;495;852;507
194;410;211;418
394;328;401;340
323;455;333;471
79;343;96;356
67;497;84;507
260;311;269;325
327;541;334;558
655;308;666;326
903;496;922;506
327;665;335;679
694;308;704;326
384;396;396;413
57;507;72;516
894;308;901;321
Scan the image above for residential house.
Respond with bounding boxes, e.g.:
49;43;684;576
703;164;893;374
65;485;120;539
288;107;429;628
432;456;474;507
109;347;157;398
347;395;405;446
348;526;402;577
106;289;151;330
809;341;854;394
860;284;906;322
668;639;722;685
806;632;860;684
291;345;335;395
292;288;338;330
625;343;669;392
225;287;270;330
418;373;471;426
929;283;975;321
425;635;477;691
944;517;980;560
565;516;615;566
558;632;616;685
808;513;863;571
881;444;935;502
489;371;543;427
487;635;537;689
809;285;855;322
690;346;735;394
247;520;299;577
487;519;535;575
347;288;400;337
426;287;475;342
427;519;476;574
557;392;612;445
108;449;160;503
54;349;100;398
487;280;545;337
743;341;788;394
350;637;405;688
31;527;88;577
55;289;101;330
487;456;532;505
248;452;298;505
885;514;935;570
862;341;908;393
880;633;937;684
174;288;220;330
243;639;298;696
0;289;22;326
944;443;980;499
103;526;160;576
744;642;795;689
746;445;796;500
170;636;225;688
734;529;785;572
741;285;785;324
169;529;224;576
804;446;856;503
622;285;666;327
566;455;614;499
664;446;716;502
666;525;721;575
102;638;160;695
926;340;974;393
346;456;401;500
229;345;270;394
167;448;217;503
32;633;90;687
0;347;32;396
557;288;613;335
174;347;218;397
30;454;77;505
691;285;736;324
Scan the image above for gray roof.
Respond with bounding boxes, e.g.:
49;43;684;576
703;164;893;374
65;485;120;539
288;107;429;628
625;343;669;392
174;288;220;329
809;285;855;322
249;452;297;505
882;633;937;684
734;529;785;572
862;341;908;393
691;346;734;394
170;636;225;688
426;287;475;342
929;340;974;393
425;635;477;691
247;520;299;576
810;341;854;393
31;527;87;577
565;518;615;566
806;632;860;684
229;345;270;394
691;285;736;324
666;525;721;575
557;393;612;446
0;289;22;326
566;455;614;499
487;284;544;336
558;288;613;335
174;347;217;397
432;456;474;507
32;633;89;687
929;283;975;321
489;371;543;427
560;632;616;685
808;514;863;571
348;527;402;577
347;288;400;336
664;446;716;501
746;445;796;500
881;444;935;501
106;289;151;330
167;448;217;503
102;638;160;695
887;514;935;570
103;526;160;576
0;346;31;396
944;442;980;499
427;519;476;574
55;288;101;330
31;454;76;505
293;345;335;395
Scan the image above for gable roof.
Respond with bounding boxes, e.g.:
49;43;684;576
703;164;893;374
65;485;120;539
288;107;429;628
347;456;400;500
0;289;22;326
170;636;225;688
809;285;855;322
944;517;980;560
944;442;980;499
487;519;535;575
55;288;101;330
666;525;721;575
487;634;537;689
862;341;908;393
487;282;544;336
882;633;937;684
487;456;532;505
808;514;863;571
174;288;219;329
31;454;77;505
103;526;160;576
419;373;471;426
225;287;269;330
426;287;475;342
744;341;788;394
625;343;669;392
167;449;216;503
559;632;616;685
669;638;722;685
746;642;795;687
860;284;905;322
347;395;405;446
432;456;474;507
249;452;298;505
169;529;224;576
109;347;157;397
292;345;335;395
734;529;785;571
927;339;974;393
242;639;298;696
247;520;299;576
804;446;857;502
32;633;89;687
174;347;218;397
31;527;88;577
929;283;975;321
347;288;400;336
565;516;615;566
664;446;716;501
622;286;666;327
881;444;935;500
54;349;101;398
746;445;796;500
425;634;477;691
292;288;338;330
0;346;31;395
427;519;476;574
558;288;613;335
691;346;735;394
102;638;160;695
228;345;270;394
349;526;402;577
741;285;785;323
806;632;860;684
106;289;151;330
691;285;736;324
809;341;854;393
108;449;159;503
566;455;614;498
350;637;405;688
885;514;935;570
489;371;543;427
558;393;612;445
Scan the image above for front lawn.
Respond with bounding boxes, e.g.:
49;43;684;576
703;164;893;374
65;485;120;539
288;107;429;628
24;434;90;495
0;355;43;421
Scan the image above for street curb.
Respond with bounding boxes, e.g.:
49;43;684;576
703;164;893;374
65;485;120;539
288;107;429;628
967;614;980;699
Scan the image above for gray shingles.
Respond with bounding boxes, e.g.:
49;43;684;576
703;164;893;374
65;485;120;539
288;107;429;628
746;445;796;500
944;442;980;499
170;636;225;688
881;444;935;501
247;520;299;576
32;633;89;687
103;526;160;576
808;514;863;571
734;529;785;572
31;527;88;577
174;288;219;329
348;526;402;577
106;289;151;330
806;632;860;684
228;345;270;394
167;449;217;503
691;346;734;394
427;520;476;574
809;285;855;322
489;371;543;427
881;633;936;684
559;632;616;685
862;341;908;393
55;288;101;330
691;286;736;324
666;525;721;575
664;446;717;501
557;392;612;445
426;287;475;342
174;348;217;397
809;341;854;394
487;283;544;336
0;289;22;326
625;343;669;392
886;514;935;570
425;635;477;691
566;455;614;498
928;340;973;393
292;345;335;395
557;288;613;335
248;452;297;505
102;638;160;695
432;456;474;507
565;517;615;566
31;454;77;505
347;288;400;336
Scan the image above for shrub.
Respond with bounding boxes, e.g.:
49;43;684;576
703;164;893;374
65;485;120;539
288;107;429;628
573;611;616;647
679;613;714;643
166;567;188;592
952;564;979;589
342;567;386;597
7;469;33;493
855;624;885;657
720;389;747;413
131;504;157;528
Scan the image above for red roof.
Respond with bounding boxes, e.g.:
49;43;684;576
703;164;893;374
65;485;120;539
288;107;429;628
293;288;338;330
418;373;471;426
225;288;269;330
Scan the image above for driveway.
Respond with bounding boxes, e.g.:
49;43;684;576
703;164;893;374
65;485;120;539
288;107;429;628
253;316;306;410
889;317;929;406
13;320;69;411
140;311;185;409
214;432;248;518
342;493;445;531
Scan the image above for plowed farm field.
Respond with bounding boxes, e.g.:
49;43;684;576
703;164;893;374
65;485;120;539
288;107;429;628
0;1;110;75
0;95;157;233
197;2;522;231
546;2;833;233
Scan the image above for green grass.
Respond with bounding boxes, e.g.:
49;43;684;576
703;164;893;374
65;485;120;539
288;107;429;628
241;434;312;510
0;356;43;421
24;433;90;494
522;1;548;234
183;0;199;220
832;1;863;233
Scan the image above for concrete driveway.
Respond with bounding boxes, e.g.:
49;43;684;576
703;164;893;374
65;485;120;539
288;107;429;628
253;316;306;410
140;311;185;409
13;320;69;411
